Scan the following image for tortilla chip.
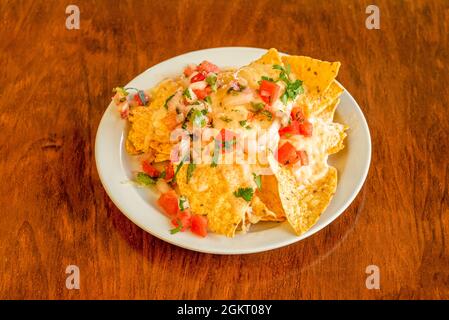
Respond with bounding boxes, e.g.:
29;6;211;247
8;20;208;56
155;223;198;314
326;122;347;154
253;48;283;65
255;174;286;221
250;194;285;223
282;55;340;98
275;166;337;235
176;164;253;237
311;81;344;116
317;98;340;122
238;49;283;90
126;79;180;154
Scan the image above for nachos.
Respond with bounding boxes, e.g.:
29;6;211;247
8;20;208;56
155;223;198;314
111;49;347;238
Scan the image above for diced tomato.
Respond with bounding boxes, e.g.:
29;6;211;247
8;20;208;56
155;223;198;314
296;150;309;166
171;209;192;231
157;190;179;218
193;87;212;100
277;142;301;165
291;107;305;122
142;161;160;178
197;61;220;74
164;162;175;181
259;80;281;105
298;120;313;137
184;64;196;77
278;121;300;137
190;72;206;83
133;93;144;106
191;215;208;237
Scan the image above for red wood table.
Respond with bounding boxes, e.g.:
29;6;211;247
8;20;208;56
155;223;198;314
0;0;448;299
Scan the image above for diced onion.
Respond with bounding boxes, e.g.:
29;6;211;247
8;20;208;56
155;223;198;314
189;81;207;91
156;179;171;194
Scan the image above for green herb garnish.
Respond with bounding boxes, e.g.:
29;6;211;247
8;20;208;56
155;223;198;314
220;116;232;123
206;74;218;91
190;109;207;127
164;94;175;109
170;220;183;234
273;64;304;105
233;187;254;202
136;172;156;186
204;96;212;105
183;88;192;99
253;173;261;190
251;102;265;112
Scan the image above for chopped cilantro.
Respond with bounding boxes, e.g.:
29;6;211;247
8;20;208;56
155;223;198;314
220;116;232;123
183;88;192;99
233;187;254;202
239;120;251;129
273;64;304;105
253;173;261;190
179;196;188;211
190;109;206;127
164;94;175;109
204;96;212;105
206;74;217;91
251;102;265;112
136;172;156;186
170;220;183;234
261;110;273;120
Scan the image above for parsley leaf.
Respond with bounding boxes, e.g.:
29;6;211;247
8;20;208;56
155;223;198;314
233;187;254;202
253;173;261;190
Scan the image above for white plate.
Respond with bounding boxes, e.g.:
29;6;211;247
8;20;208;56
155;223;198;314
95;47;371;254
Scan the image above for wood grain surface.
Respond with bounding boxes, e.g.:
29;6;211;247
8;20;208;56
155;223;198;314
0;0;448;300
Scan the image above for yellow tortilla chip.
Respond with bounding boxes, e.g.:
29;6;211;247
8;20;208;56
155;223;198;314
255;174;286;222
317;98;340;122
176;164;254;237
126;79;180;154
326;122;347;154
238;49;283;90
282;55;340;97
275;166;337;235
253;48;283;65
250;194;285;223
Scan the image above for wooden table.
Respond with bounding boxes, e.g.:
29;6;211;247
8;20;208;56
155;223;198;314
1;0;448;300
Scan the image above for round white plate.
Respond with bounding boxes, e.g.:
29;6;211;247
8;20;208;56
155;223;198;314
95;47;371;254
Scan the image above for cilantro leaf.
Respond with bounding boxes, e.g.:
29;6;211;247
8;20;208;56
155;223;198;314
233;187;254;202
136;172;156;186
253;173;261;190
204;96;212;105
